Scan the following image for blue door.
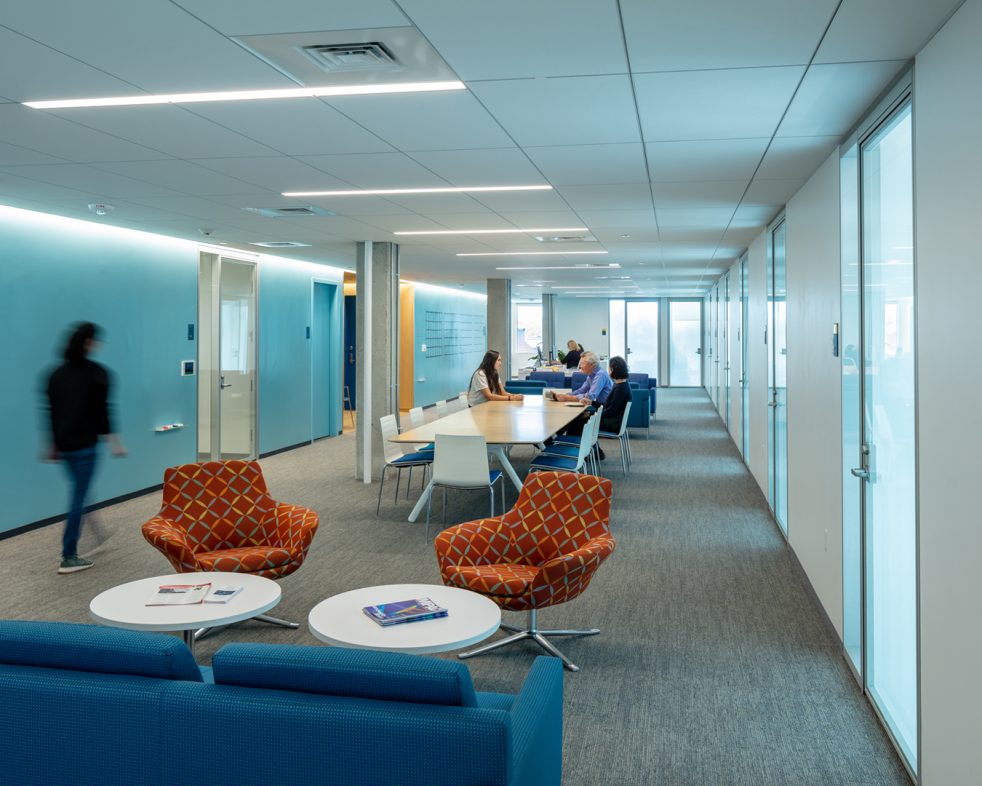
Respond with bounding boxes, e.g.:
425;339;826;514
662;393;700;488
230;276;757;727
343;295;356;421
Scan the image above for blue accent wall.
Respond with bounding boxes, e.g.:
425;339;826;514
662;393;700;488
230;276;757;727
412;286;487;406
0;205;344;535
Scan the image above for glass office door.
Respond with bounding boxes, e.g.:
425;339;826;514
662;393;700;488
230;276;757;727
858;101;917;771
198;254;257;460
668;300;702;386
624;300;659;377
767;219;788;534
740;256;749;462
723;271;731;427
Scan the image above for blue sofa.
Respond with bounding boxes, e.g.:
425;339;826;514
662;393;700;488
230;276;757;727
506;378;547;395
527;370;567;389
0;620;563;786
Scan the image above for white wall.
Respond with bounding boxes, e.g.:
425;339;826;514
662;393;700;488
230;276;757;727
746;231;769;495
554;297;609;359
785;151;844;636
913;0;982;780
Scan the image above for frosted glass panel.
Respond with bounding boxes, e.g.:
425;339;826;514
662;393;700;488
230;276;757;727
625;301;659;377
669;300;701;386
608;300;626;360
768;221;788;534
862;104;917;770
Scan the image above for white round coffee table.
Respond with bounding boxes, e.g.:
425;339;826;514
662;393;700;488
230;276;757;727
89;572;281;654
308;583;501;655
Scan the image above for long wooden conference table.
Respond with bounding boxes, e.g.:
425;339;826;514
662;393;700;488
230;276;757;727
391;395;586;522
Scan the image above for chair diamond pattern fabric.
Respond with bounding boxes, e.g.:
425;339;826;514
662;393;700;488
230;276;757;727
435;471;615;612
142;461;318;578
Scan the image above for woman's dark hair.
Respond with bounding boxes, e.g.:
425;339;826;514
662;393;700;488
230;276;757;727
477;350;503;394
63;322;101;362
608;355;629;381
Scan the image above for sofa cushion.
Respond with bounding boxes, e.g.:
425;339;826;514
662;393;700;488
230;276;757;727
212;643;478;707
0;620;202;681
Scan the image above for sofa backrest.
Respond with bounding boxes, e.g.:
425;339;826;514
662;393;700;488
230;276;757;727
628;387;651;427
528;370;565;388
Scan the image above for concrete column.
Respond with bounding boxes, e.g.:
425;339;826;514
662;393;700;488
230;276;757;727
541;293;556;361
486;278;512;374
355;241;399;482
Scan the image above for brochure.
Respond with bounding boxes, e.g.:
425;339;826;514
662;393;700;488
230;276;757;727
204;585;244;604
362;597;449;627
146;583;211;606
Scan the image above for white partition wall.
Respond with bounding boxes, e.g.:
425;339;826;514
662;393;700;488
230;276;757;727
913;0;982;780
785;151;844;636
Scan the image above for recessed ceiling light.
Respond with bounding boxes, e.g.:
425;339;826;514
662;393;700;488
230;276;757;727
393;227;587;236
23;80;466;109
283;185;551;197
620;234;632;238
457;250;607;257
87;202;114;216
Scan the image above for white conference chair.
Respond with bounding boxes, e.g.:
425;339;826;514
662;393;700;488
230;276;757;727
425;434;504;536
408;406;434;454
376;414;432;516
598;401;632;475
530;408;601;475
457;392;469;409
435;399;450;417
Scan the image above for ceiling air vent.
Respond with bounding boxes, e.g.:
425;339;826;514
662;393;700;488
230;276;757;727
249;241;312;248
300;42;400;73
243;206;336;218
533;234;598;244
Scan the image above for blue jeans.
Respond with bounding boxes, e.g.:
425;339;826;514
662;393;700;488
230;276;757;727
61;446;98;559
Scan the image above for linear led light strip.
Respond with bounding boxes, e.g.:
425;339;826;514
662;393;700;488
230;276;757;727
495;264;621;270
283;185;552;197
457;250;606;257
23;80;466;109
394;227;587;236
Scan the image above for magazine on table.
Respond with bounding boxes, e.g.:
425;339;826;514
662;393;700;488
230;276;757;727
146;583;211;606
204;585;244;604
362;597;449;627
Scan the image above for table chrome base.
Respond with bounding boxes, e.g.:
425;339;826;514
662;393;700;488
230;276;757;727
457;609;599;672
193;613;298;643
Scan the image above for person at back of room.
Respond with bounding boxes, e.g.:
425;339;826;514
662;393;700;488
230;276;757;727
467;350;524;406
563;339;582;369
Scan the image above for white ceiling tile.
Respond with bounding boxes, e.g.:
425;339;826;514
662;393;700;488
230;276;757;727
620;0;838;71
494;211;586;227
655;207;734;230
327;91;513;151
173;0;410;36
295;194;421;216
2;2;296;93
388;213;514;232
776;61;907;137
576;210;658;230
815;0;964;63
524;144;647;186
383;193;503;214
94;161;268;196
651;181;746;209
743;179;805;207
191;157;350;193
0;104;163;163
556;184;653;211
469;76;640;147
188;100;394;156
658;241;720;261
127;196;262;222
657;227;725;244
732;204;781;228
722;227;760;246
399;0;626;80
467;190;569;213
635;67;805;141
646;138;769;182
299;152;445;188
756;136;839;180
408;149;542;186
0;141;66;166
0;164;182;199
0;172;90;202
50;106;278;159
0;28;137;103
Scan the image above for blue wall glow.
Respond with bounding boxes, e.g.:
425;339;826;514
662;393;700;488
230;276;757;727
0;205;345;535
412;285;486;406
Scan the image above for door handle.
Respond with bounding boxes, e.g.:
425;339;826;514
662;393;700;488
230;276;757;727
850;467;870;480
767;400;778;408
220;375;232;390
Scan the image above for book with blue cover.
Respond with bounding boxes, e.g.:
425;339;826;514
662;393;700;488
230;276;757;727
362;597;448;627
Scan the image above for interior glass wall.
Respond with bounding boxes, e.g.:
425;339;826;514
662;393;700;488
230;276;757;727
861;101;917;771
625;301;659;377
511;301;542;370
768;219;788;534
668;300;702;385
740;256;749;462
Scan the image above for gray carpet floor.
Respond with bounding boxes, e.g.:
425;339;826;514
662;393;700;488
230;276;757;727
0;388;911;786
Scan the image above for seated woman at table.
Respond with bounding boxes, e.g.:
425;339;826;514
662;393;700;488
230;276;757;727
553;357;631;456
467;350;524;406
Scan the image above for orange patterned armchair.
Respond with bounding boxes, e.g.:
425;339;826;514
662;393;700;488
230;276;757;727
142;460;319;580
434;470;615;671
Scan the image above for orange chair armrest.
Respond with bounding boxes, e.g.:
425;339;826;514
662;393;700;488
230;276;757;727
531;534;616;590
141;516;198;570
271;503;319;550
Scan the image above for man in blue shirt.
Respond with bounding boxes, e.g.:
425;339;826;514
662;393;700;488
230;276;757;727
556;352;613;405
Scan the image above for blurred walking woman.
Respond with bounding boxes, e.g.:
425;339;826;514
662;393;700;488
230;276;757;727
46;322;126;574
467;350;524;406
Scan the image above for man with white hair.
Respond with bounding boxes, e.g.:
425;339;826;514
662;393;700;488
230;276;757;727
555;351;613;405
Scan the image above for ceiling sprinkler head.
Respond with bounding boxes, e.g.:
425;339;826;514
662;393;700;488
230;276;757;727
87;202;114;216
198;228;215;237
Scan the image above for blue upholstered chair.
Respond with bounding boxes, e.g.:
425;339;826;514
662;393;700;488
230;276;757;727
505;379;547;395
569;371;587;391
627;388;651;438
528;370;566;388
